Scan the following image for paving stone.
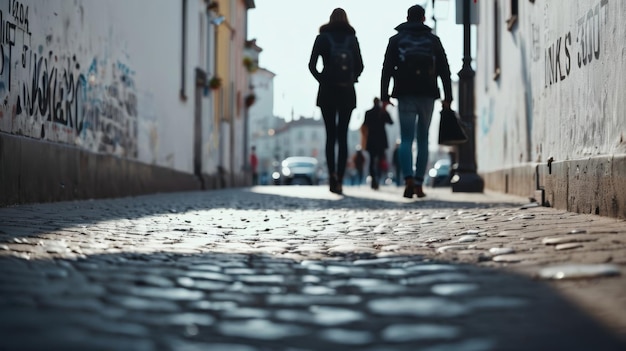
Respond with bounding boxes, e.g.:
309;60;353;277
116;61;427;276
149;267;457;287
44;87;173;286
436;245;468;253
488;247;515;256
538;264;622;280
368;297;468;317
217;319;310;340
491;254;535;263
542;235;598;245
555;243;585;251
318;328;375;345
381;323;460;342
1;186;625;350
431;283;479;296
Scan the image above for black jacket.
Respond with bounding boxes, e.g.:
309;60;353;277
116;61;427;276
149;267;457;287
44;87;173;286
363;105;393;153
381;21;453;102
309;22;364;109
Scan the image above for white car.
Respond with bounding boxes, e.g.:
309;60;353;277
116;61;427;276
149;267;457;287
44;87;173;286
273;156;319;185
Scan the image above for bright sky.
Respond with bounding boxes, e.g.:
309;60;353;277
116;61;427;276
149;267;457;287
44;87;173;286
248;0;468;130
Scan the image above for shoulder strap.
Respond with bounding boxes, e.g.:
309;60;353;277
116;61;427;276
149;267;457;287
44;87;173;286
326;33;353;49
324;32;334;44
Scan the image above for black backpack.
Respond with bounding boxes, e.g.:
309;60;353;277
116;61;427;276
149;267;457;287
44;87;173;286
325;33;355;87
396;32;436;84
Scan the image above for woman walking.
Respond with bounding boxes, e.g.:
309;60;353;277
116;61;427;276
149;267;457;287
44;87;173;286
309;8;364;195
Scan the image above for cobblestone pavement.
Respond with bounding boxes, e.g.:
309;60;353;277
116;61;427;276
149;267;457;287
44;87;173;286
0;185;625;351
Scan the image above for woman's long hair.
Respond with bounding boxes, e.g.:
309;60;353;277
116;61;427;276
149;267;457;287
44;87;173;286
328;8;349;25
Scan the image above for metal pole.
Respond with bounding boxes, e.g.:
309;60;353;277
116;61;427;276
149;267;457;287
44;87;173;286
432;0;437;34
451;0;484;192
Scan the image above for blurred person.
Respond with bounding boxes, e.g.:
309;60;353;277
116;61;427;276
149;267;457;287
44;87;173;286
250;146;259;185
309;8;364;195
380;4;453;198
361;98;393;190
353;147;366;185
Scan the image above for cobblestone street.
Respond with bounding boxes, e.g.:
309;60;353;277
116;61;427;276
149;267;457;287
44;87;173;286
1;185;625;350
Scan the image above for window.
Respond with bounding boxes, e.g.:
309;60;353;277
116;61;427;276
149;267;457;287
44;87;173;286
493;0;501;80
507;0;519;31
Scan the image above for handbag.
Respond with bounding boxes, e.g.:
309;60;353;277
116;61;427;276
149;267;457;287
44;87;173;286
360;124;368;150
438;108;468;146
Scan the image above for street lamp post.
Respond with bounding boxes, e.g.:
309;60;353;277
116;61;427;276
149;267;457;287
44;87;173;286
451;0;484;192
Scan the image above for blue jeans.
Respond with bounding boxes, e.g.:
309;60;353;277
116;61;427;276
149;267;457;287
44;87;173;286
397;95;435;186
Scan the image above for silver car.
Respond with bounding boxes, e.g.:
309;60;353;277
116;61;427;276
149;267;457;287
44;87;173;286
274;156;319;185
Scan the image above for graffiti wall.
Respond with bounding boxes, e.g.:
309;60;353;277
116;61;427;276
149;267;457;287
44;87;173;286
0;0;207;174
0;0;137;157
475;0;626;172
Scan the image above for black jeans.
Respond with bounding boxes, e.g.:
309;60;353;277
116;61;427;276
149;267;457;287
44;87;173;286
321;105;352;179
368;149;384;184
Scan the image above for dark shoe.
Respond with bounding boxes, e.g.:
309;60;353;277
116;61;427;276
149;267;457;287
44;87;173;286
414;184;426;198
329;174;338;193
330;174;342;194
336;176;343;195
403;178;415;198
371;179;379;190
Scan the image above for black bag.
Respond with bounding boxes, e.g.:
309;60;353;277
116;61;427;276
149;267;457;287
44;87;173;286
325;33;355;87
438;108;468;146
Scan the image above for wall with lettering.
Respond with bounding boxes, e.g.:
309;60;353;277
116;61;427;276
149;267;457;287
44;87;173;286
475;0;626;172
0;0;205;174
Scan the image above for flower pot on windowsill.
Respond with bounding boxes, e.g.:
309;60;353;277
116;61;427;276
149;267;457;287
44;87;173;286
243;57;258;73
209;77;222;90
244;93;256;108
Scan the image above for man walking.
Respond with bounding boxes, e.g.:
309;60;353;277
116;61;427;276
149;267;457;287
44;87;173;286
361;97;393;190
380;4;453;198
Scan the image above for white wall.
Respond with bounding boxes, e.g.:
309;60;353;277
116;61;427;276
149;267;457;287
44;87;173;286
0;0;215;174
475;0;626;172
248;67;275;174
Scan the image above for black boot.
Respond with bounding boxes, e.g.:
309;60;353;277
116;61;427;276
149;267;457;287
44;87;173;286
330;174;342;194
403;178;415;198
371;178;379;190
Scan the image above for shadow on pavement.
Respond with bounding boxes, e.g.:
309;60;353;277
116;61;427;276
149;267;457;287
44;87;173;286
0;187;624;350
0;251;625;351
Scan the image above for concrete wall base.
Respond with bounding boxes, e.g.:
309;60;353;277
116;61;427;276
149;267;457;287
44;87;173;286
480;155;626;219
1;133;203;206
480;164;537;199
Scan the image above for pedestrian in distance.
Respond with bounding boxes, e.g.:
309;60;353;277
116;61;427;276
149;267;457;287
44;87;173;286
380;4;453;199
345;158;357;185
250;146;259;185
309;8;364;195
353;147;366;185
361;97;393;190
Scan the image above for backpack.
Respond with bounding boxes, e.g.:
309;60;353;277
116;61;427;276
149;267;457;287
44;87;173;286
325;33;355;87
396;32;436;83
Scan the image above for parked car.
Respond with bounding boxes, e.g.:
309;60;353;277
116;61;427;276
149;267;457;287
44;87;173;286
426;159;451;187
273;156;319;185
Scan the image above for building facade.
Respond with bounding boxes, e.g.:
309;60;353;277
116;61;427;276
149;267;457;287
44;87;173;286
0;0;255;205
247;64;282;184
474;0;626;218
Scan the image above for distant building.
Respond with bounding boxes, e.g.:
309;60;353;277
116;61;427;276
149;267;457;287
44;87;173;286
274;117;325;161
247;65;278;180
